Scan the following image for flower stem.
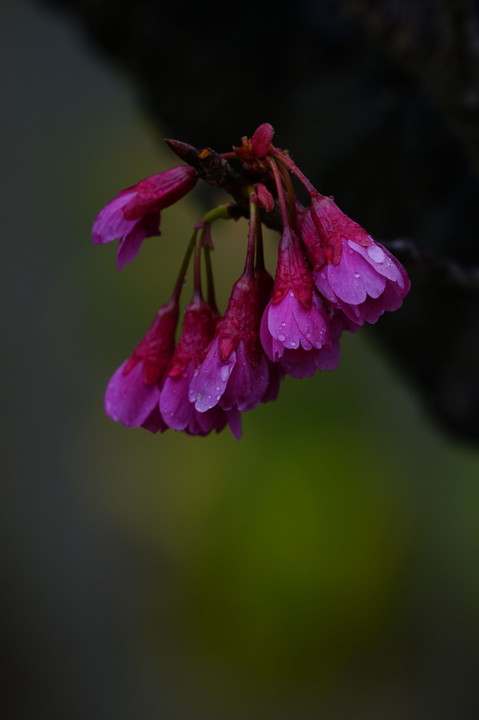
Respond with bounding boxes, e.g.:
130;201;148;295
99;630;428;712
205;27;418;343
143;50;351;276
243;187;258;278
199;204;232;225
204;246;218;312
255;221;265;272
193;226;204;297
271;148;318;197
171;230;197;302
267;157;290;229
277;161;298;228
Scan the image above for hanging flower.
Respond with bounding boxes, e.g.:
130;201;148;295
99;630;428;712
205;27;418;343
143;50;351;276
189;274;270;417
159;294;241;437
92;166;197;269
104;298;179;432
300;195;410;325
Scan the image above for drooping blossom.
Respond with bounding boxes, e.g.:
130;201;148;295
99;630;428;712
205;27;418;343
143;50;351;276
104;298;179;432
159;294;241;437
260;224;337;378
300;194;410;325
189;274;270;417
254;262;286;400
92;166;197;269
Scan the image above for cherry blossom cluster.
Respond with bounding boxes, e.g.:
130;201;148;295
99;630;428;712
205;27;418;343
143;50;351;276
92;124;410;438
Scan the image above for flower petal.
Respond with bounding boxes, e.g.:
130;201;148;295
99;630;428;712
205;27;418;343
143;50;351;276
189;338;236;412
104;360;160;427
91;190;137;245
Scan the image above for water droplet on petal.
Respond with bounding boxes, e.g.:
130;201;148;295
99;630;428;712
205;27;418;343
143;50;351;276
289;290;294;297
220;366;230;382
354;273;360;279
367;245;386;263
320;272;326;280
306;332;311;338
278;333;286;342
193;369;199;377
289;341;296;347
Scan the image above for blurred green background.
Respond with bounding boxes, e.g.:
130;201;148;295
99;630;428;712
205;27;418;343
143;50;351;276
2;1;479;718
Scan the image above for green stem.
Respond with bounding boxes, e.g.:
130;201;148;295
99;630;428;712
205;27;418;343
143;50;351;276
201;204;232;225
171;229;197;302
193;226;204;297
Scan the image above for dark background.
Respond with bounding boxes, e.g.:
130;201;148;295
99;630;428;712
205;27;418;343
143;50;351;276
2;1;479;718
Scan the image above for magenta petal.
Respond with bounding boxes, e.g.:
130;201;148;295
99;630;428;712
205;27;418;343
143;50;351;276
104;360;160;427
279;347;321;378
189;338;236;412
350;241;406;285
160;368;195;431
266;293;330;354
354;281;408;324
226;407;242;440
195;405;228;435
260;309;274;360
261;361;285;403
314;337;341;370
160;363;228;435
313;269;338;303
92;190;137;245
267;294;302;349
327;244;387;304
141;406;168;434
219;341;269;412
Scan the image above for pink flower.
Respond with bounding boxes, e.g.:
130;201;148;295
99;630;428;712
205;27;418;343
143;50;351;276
159;295;240;437
260;225;335;377
92;166;198;269
189;275;270;417
304;194;410;325
104;298;179;432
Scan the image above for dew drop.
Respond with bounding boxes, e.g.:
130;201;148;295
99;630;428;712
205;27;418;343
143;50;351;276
367;245;386;263
354;273;360;279
289;341;296;347
280;322;286;328
193;369;199;377
278;333;286;342
306;332;311;338
320;272;326;280
289;290;294;297
220;366;230;382
216;394;221;401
